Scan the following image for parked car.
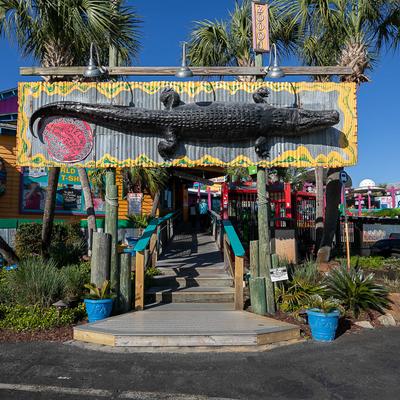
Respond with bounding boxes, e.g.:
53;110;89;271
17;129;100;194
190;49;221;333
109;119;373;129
370;239;400;257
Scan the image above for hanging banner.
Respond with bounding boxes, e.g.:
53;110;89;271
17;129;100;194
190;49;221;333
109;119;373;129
20;166;105;215
17;81;357;168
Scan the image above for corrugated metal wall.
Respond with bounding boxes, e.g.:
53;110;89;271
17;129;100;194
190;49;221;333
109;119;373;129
17;81;357;168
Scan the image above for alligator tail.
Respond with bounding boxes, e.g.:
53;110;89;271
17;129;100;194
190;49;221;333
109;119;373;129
29;102;151;142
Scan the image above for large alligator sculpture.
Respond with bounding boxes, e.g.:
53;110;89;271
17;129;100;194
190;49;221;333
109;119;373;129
30;87;340;159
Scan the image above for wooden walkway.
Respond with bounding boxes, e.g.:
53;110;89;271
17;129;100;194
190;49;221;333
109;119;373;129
74;228;300;349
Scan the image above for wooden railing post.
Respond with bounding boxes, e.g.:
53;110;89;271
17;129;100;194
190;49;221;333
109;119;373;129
135;250;145;311
120;253;132;312
235;256;244;310
150;231;157;268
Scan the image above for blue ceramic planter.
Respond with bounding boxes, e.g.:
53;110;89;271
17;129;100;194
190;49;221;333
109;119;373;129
307;308;340;342
84;298;113;323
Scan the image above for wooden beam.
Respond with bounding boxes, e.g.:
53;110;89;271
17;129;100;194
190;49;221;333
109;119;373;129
20;65;353;77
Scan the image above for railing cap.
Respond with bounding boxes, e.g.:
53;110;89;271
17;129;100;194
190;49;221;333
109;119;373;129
134;210;179;252
222;220;245;257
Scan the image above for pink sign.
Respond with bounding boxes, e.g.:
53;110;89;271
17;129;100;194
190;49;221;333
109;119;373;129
41;117;93;163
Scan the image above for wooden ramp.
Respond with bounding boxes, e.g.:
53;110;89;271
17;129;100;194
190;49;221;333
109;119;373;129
74;229;300;350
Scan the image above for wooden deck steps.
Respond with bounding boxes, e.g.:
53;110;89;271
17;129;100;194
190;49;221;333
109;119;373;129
145;231;235;306
73;229;300;350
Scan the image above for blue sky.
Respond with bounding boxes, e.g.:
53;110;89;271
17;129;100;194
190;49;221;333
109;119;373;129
1;0;399;187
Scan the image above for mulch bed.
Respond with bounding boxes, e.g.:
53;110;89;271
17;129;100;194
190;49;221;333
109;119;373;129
0;326;74;343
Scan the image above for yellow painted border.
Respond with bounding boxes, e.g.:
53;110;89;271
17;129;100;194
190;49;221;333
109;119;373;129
17;81;357;168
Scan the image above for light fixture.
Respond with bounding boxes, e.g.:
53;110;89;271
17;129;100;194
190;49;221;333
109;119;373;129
84;43;107;78
265;43;285;79
175;42;193;78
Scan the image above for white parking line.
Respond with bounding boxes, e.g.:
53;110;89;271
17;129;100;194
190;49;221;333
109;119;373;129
0;383;238;400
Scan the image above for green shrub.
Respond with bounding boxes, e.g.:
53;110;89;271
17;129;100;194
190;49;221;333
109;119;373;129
275;264;325;312
325;267;390;318
61;262;90;302
15;222;85;266
9;257;65;307
0;270;12;305
0;304;86;332
349;256;386;270
290;259;321;284
127;214;151;229
383;278;400;293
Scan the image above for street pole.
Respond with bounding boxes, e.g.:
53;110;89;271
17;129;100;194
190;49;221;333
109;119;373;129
255;52;275;314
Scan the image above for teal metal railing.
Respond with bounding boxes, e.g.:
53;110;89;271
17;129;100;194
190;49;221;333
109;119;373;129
222;220;245;257
134;210;181;310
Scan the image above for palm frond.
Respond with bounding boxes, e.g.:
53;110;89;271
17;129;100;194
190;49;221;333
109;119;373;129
0;0;141;66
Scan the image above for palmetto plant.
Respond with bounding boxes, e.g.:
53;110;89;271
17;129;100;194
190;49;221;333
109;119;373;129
123;167;169;197
272;0;400;83
325;267;390;318
187;0;295;80
0;0;141;255
0;0;141;67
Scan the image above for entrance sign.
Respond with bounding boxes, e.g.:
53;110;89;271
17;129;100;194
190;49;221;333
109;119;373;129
252;1;270;53
17;81;357;168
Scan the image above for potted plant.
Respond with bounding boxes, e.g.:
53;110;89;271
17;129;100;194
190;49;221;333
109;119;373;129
84;280;113;323
306;295;342;342
127;213;151;240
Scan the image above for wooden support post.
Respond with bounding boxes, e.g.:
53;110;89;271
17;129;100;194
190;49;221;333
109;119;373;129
249;240;259;277
105;173;119;299
150;231;158;268
257;167;276;314
249;277;267;315
135;250;145;311
234;256;244;310
90;232;111;287
183;186;189;222
119;253;132;313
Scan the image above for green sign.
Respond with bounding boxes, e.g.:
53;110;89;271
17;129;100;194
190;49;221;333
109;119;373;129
248;165;257;175
21;167;104;215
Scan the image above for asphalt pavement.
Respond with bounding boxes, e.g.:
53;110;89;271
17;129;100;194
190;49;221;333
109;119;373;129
0;327;399;400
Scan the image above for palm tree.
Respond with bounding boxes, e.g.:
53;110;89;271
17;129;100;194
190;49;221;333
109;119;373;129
272;0;399;261
187;0;295;80
123;167;169;217
0;0;140;256
273;0;400;83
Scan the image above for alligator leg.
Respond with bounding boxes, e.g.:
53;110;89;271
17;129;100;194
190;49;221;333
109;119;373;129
160;88;182;110
158;128;179;159
253;87;270;104
255;136;270;159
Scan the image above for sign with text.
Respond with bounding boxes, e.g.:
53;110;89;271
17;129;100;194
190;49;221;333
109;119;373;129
270;267;289;282
127;192;143;215
21;166;104;215
252;1;270;53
